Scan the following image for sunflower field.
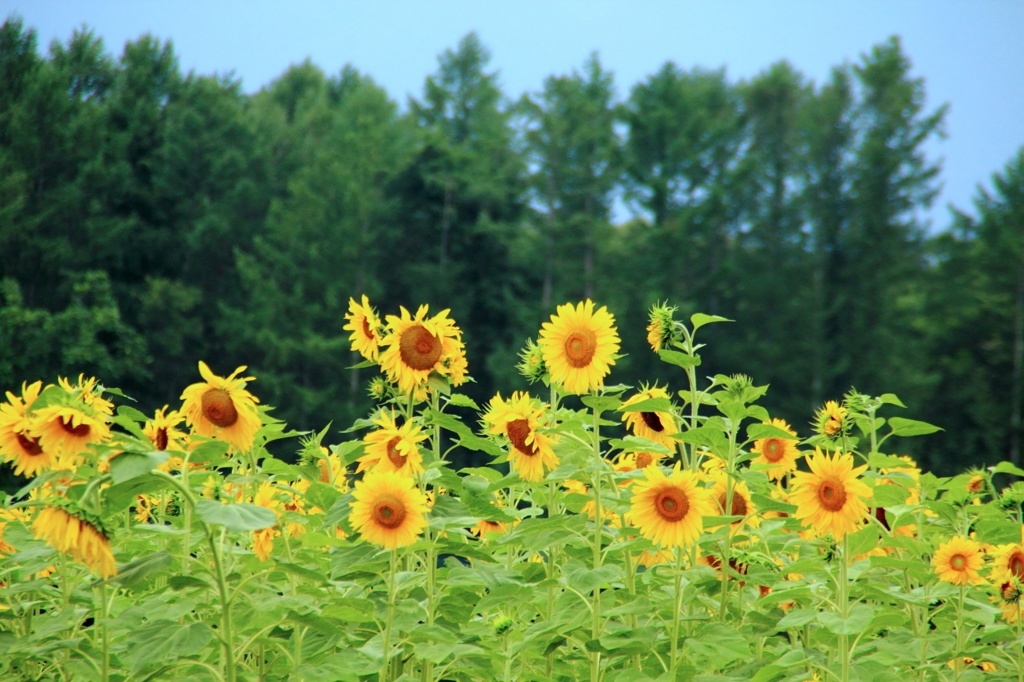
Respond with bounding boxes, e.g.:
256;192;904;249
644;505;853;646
1;297;1023;682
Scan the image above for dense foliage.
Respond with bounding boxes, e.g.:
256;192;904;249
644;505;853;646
1;16;1022;483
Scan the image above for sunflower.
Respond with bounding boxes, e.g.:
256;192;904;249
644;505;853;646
30;403;111;464
349;469;429;549
750;418;801;480
316;451;350;491
538;300;620;395
0;381;57;478
614;450;665;475
516;337;547;384
709;471;760;534
58;375;114;418
628;464;712;549
996;577;1024;623
933;535;985;586
379;305;465;395
813;400;848;439
991;527;1024;584
180;361;262;452
344;295;383;362
144;406;188;453
32;505;117;579
357;411;426;477
646;302;678;352
789;448;870;540
483;392;558;482
620;385;678;449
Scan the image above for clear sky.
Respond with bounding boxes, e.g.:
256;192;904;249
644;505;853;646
5;0;1023;229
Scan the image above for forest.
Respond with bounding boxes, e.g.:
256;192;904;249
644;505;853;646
1;16;1021;480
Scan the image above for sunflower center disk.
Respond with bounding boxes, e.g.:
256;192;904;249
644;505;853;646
655;487;689;522
635;452;653;469
400;324;442;371
762;439;784;463
361;316;375;341
1010;553;1024;579
59;416;91;438
506;419;538;456
817;478;847;512
719;492;748;519
372;494;407;529
563;329;597;368
640;412;665;433
386;436;408;468
155;427;169;451
202;388;239;428
16;432;44;456
950;554;967;571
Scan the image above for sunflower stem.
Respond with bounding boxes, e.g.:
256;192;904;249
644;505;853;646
590;400;603;682
670;545;685;674
381;549;399;682
838;533;850;682
954;582;966;682
208;527;237;682
96;580;110;682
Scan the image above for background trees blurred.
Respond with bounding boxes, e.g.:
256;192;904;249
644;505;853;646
2;17;1021;479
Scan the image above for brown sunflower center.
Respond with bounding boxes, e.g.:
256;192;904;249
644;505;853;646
202;388;239;428
817;478;847;512
506;419;537;456
362;316;375;341
718;491;748;519
399;324;442;371
640;411;665;433
386;436;407;469
372;493;407;529
1009;552;1024;579
950;553;967;571
762;438;785;463
635;452;654;469
1001;581;1021;603
564;329;597;368
16;432;43;456
154;427;169;451
654;486;690;522
60;415;91;438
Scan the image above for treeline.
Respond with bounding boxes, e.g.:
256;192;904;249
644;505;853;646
1;17;1021;475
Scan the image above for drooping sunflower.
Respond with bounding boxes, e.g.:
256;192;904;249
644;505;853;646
357;411;426;477
180;361;262;452
0;381;57;478
933;535;986;586
628;464;712;549
349;469;429;549
789;448;870;540
379;305;465;395
813;400;848;440
538;300;620;395
620;385;678;449
709;471;760;534
32;505;117;579
483;392;558;482
344;295;383;362
750;418;801;480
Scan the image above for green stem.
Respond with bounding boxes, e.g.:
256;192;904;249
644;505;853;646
954;583;966;682
590;401;603;682
381;549;398;682
97;580;110;682
670;547;685;674
838;534;849;682
208;527;237;682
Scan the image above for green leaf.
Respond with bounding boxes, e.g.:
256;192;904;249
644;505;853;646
126;620;213;672
776;608;818;629
188;439;230;464
108;451;168;484
581;394;621;412
746;423;799;442
618;397;674;414
991;461;1024;478
108;551;171;589
683;622;750;668
879;393;906;408
690;313;732;331
447;393;480;410
195;499;276;532
103;474;173;512
658;349;701;369
887;417;942;437
260;457;300;478
817;603;874;635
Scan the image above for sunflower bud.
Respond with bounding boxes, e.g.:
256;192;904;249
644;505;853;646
516;338;547;384
646;302;680;352
493;615;513;636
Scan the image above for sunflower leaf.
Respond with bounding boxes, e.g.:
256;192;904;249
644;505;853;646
617;397;674;413
886;417;942;437
109;451;168;484
690;313;733;331
658;349;701;369
817;603;874;635
195;499;276;532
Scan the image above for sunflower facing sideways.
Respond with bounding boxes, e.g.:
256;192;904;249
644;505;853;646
620;385;679;449
344;295;383;362
483;391;559;482
30;378;113;464
789;448;871;541
349;469;429;549
378;305;466;395
0;381;57;478
538;300;620;395
750;418;801;481
32;503;117;579
357;411;426;477
628;464;713;549
180;361;262;453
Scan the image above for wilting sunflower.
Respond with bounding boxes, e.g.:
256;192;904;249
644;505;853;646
180;361;262;452
379;305;465;395
357;411;426;477
0;381;57;478
538;300;620;395
349;469;429;549
709;471;760;534
628;464;712;549
933;535;985;586
789;448;870;540
30;402;111;463
344;295;383;362
620;385;679;449
32;505;117;579
483;392;558;482
750;418;801;480
813;400;848;440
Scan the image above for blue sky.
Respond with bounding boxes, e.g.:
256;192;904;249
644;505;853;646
5;0;1023;229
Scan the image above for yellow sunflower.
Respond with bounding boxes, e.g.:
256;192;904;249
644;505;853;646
180;361;262;452
32;505;117;579
58;375;114;417
628;464;712;549
144;406;189;453
30;403;111;464
349;469;429;549
344;295;383;361
992;527;1024;584
379;305;465;394
0;381;57;478
789;448;870;540
620;385;678;449
813;400;848;439
614;450;665;475
538;300;620;395
750;418;801;480
709;471;760;534
996;577;1023;623
483;392;558;482
316;451;350;491
357;411;426;476
933;535;985;586
646;302;678;352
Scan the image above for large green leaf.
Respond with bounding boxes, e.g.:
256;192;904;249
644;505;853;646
817;603;874;635
125;620;212;672
887;417;942;437
195;499;276;532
